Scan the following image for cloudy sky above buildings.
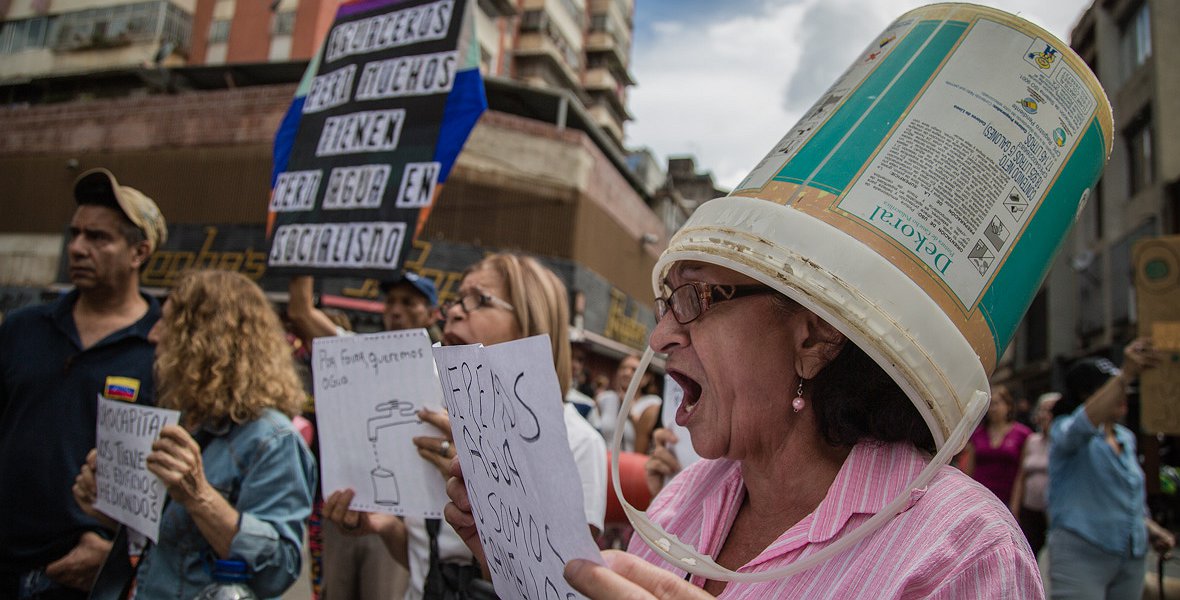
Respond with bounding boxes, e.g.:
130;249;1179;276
626;0;1095;189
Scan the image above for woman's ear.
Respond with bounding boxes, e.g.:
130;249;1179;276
791;311;847;380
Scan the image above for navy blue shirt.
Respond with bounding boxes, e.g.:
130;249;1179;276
0;290;160;572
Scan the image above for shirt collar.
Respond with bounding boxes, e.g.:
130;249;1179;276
805;442;929;544
49;289;161;348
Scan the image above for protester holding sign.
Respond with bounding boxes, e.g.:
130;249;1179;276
73;270;316;599
324;253;606;599
289;271;440;600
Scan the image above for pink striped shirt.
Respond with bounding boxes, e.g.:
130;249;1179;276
629;441;1043;599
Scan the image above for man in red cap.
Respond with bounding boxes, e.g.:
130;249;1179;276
0;168;167;599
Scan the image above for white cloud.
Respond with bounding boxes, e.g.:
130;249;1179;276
627;0;1094;189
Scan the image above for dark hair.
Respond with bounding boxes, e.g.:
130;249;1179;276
771;295;935;453
1052;356;1120;418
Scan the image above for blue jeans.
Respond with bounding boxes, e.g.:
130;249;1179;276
1048;528;1146;600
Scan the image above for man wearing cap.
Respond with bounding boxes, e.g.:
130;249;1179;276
0;168;167;599
286;271;439;600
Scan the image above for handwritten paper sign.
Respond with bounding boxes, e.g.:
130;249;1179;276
661;375;700;469
433;336;603;599
267;0;480;279
314;329;449;517
93;396;180;542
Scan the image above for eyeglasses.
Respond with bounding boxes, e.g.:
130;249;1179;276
443;292;515;316
654;282;776;325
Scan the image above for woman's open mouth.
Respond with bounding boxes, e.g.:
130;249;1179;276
669;371;702;424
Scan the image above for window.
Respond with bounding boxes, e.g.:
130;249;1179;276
1125;109;1154;197
559;0;584;28
521;10;547;31
271;11;296;36
1119;3;1151;79
208;18;230;43
46;2;185;51
0;16;51;54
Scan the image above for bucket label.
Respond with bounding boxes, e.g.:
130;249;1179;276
835;18;1095;309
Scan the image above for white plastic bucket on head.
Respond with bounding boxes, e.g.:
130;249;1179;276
656;2;1112;449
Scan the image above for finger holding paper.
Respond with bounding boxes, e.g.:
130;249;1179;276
413;407;455;477
72;449;116;528
443;458;486;570
564;550;712;600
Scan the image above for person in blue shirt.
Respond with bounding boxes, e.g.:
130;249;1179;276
1047;338;1175;599
0;168;166;599
73;270;316;599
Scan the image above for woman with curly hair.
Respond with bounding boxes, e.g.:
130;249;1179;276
73;270;316;599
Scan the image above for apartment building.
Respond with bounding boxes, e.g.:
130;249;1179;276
998;0;1179;401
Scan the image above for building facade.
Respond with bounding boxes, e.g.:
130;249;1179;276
0;0;664;368
997;0;1179;404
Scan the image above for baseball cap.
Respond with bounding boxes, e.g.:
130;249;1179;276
380;271;438;306
73;168;168;253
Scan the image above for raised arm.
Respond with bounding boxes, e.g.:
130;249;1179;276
287;276;341;344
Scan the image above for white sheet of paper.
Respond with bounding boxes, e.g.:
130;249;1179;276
93;395;180;543
314;329;449;518
434;335;604;600
661;375;700;469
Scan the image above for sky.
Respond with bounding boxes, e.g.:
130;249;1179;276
625;0;1096;189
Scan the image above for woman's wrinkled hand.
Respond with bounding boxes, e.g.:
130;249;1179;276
323;488;401;537
564;550;712;599
413;407;455;478
443;456;488;573
146;425;214;509
72;448;105;521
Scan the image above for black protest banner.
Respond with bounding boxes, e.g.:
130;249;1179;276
268;0;472;279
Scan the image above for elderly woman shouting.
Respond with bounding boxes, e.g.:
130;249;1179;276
446;255;1042;596
535;260;1039;598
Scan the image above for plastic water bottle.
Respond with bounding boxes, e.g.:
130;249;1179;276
193;559;258;600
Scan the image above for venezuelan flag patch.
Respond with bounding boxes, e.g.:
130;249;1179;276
103;376;140;403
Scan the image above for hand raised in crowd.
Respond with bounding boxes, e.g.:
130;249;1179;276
564;550;712;600
413;407;455;478
44;531;112;591
443;456;489;574
645;428;683;497
322;488;404;538
1122;337;1161;380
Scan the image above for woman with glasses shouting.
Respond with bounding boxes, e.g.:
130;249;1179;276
323;253;606;600
442;239;1045;597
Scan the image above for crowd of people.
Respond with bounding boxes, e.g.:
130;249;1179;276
1;165;1177;600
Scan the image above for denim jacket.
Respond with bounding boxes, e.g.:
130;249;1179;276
133;409;316;599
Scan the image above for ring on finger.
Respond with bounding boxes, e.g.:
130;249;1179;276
439;440;451;456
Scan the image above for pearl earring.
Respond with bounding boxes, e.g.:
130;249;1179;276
792;379;805;413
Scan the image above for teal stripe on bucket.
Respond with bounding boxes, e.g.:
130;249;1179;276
979;118;1108;354
773;19;968;191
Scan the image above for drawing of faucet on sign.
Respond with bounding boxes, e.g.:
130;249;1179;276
366;399;419;506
